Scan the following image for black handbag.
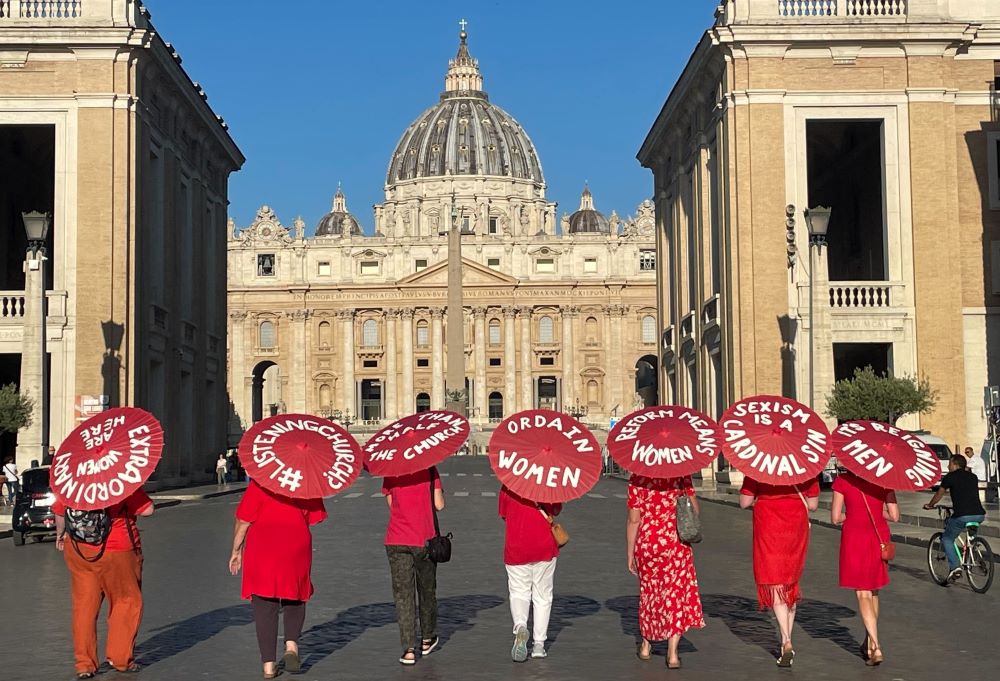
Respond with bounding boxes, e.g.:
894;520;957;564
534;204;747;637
425;469;452;563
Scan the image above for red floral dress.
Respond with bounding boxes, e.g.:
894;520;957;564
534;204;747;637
628;475;706;641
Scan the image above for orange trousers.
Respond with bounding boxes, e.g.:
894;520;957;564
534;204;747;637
64;544;144;673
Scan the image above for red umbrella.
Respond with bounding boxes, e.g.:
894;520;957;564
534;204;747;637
239;414;362;499
363;411;470;477
488;409;601;503
608;405;721;478
51;407;163;511
830;420;940;491
719;395;830;485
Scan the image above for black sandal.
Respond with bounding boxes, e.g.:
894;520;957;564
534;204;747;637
421;636;439;655
118;663;142;674
399;648;417;666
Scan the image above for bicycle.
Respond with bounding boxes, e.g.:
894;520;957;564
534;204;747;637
926;505;994;593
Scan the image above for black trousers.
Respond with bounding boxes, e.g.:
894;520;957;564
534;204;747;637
251;596;306;664
386;545;438;650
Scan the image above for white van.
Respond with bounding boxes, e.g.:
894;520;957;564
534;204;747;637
913;431;953;475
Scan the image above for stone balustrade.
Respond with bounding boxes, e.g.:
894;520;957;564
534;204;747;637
828;282;903;309
720;0;1000;23
0;290;67;322
0;1;83;18
776;0;906;16
0;0;143;24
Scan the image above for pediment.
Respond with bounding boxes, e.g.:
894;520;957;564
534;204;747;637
397;258;519;287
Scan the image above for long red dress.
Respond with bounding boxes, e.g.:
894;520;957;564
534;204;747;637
628;475;705;641
833;472;895;591
236;481;328;601
740;477;820;608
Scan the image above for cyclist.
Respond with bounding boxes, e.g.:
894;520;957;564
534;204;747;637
924;455;987;581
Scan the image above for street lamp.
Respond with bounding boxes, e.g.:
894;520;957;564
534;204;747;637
804;206;832;409
22;212;51;463
565;398;588;420
331;409;356;432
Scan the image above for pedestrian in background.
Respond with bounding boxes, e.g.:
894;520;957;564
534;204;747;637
382;466;445;665
626;475;705;669
740;477;820;667
44;445;56;466
216;454;228;485
831;471;899;667
963;446;987;500
3;457;19;503
53;490;153;679
498;485;562;662
230;480;327;679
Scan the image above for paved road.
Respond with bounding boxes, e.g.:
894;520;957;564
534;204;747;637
2;458;996;681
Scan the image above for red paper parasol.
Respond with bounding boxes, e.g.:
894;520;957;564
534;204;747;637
488;409;601;503
608;406;721;478
238;414;362;499
51;407;163;511
719;395;830;485
363;411;470;477
830;420;940;491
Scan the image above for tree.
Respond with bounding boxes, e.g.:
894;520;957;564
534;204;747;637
824;366;937;425
0;383;34;435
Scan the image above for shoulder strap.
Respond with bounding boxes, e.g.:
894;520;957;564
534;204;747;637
861;493;885;544
428;469;441;536
536;504;554;525
793;485;810;513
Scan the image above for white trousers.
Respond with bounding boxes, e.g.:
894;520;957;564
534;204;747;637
505;558;557;644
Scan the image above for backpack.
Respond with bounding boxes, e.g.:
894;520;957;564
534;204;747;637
65;508;113;546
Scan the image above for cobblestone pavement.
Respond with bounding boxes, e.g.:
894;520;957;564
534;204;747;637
2;457;996;681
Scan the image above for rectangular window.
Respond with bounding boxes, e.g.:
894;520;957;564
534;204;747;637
988;132;1000;211
833;343;893;382
540;357;555;366
257;254;276;277
583;257;598;274
489;323;501;345
417;325;430;347
417;358;430;368
489;357;502;367
536;258;555;274
363;360;378;369
487;258;501;270
415;259;428;272
639;250;656;271
360;260;380;276
462;216;471;232
488;216;499;234
318;261;331;276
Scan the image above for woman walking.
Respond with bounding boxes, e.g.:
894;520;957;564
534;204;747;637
498;485;562;662
230;480;327;678
383;466;445;665
831;471;900;666
739;477;820;666
626;475;705;669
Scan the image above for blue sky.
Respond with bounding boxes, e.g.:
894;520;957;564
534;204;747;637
148;1;715;235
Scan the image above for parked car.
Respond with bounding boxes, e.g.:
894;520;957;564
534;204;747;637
913;431;953;475
11;466;56;546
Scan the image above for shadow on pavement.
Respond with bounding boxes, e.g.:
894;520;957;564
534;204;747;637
604;595;698;655
298;594;504;672
701;594;861;658
545;594;601;648
135;604;253;666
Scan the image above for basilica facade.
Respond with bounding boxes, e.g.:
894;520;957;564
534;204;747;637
227;30;657;437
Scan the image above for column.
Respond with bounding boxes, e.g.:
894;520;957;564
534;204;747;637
288;309;309;413
401;310;414;415
503;306;517;415
473;307;487;420
384;309;398;420
519;306;533;410
561;306;576;408
340;310;355;415
228;311;249;430
17;250;43;469
608;305;626;414
431;307;445;410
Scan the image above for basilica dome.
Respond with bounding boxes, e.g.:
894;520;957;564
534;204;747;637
386;30;544;186
568;185;610;234
315;187;363;237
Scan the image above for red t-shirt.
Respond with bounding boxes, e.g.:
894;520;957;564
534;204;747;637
740;478;820;500
53;489;153;552
498;486;561;566
382;467;442;547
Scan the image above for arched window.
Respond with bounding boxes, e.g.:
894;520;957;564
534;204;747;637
318;321;331;348
319;384;332;408
416;393;431;413
587;380;600;405
488;392;504;419
489;319;501;345
539;316;554;344
641;315;657;344
416;320;430;347
585;316;599;342
259;320;275;349
362;319;378;347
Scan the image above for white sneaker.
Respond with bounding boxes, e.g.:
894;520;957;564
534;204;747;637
948;567;963;582
531;643;547;659
511;625;529;663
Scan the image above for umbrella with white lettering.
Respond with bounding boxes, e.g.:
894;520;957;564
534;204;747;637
489;409;601;503
719;395;830;485
830;420;940;491
608;405;721;478
238;414;362;499
51;407;163;511
363;411;470;477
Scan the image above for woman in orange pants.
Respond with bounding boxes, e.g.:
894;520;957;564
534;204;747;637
54;490;154;680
